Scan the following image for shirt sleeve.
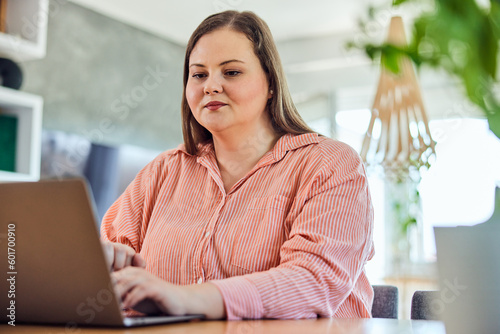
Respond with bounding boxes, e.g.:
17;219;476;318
100;152;170;252
211;142;375;319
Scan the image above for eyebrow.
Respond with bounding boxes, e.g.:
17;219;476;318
189;59;245;68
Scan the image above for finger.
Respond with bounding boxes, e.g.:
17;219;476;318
124;250;133;268
114;248;127;270
110;274;125;306
123;284;147;309
113;267;144;297
133;253;146;268
102;242;114;270
112;270;132;300
116;244;136;270
123;284;165;315
123;278;184;316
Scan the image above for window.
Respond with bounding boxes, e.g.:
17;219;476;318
334;108;500;269
299;82;500;280
420;117;500;257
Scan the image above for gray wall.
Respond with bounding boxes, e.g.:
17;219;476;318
20;0;186;151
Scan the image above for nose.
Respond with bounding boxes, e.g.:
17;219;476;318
204;76;223;95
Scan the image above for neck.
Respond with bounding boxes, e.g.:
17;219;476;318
212;122;279;191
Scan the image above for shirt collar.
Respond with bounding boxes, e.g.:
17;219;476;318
191;132;320;164
175;142;212;158
272;133;320;161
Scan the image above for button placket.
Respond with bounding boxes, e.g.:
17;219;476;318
195;194;226;284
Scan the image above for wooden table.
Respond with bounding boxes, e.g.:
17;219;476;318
1;318;445;333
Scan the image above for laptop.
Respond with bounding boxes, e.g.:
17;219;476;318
0;178;204;327
434;189;500;334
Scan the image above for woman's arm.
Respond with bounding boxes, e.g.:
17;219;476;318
112;266;225;319
100;151;172;250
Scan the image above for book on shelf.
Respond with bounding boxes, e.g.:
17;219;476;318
0;0;6;33
0;113;18;172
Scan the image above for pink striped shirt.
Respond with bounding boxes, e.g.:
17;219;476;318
100;133;375;320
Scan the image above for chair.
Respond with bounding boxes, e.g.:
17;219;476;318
411;290;440;320
83;142;120;224
372;285;399;319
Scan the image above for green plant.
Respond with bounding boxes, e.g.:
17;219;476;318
351;0;500;139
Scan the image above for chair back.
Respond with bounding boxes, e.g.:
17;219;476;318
372;285;398;319
411;290;440;320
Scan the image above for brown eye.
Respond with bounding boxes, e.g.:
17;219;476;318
192;73;207;79
225;71;241;77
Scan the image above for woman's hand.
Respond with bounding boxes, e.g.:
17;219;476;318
101;241;146;271
112;266;226;319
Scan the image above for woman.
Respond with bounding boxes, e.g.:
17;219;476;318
102;10;374;320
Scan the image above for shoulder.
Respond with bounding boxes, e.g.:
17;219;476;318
286;134;362;168
153;143;196;163
139;143;197;177
280;135;368;199
315;136;362;165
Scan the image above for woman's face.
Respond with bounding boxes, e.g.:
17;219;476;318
186;28;272;138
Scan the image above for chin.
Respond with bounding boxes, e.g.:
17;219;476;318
200;118;231;133
205;126;229;135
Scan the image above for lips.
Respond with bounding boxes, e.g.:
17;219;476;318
204;101;227;111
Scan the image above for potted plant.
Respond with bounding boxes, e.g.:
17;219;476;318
351;0;500;140
352;2;500;330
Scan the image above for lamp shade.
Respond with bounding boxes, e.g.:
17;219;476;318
360;16;435;176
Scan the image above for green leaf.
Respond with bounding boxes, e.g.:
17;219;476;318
349;0;500;140
481;16;498;79
490;1;500;37
462;66;488;108
401;216;417;233
364;44;380;61
392;0;410;5
345;41;356;50
382;53;401;74
381;44;412;74
486;106;500;139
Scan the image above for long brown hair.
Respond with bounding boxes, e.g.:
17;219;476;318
181;10;313;155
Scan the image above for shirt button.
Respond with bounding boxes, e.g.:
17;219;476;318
205;231;210;238
197;278;203;284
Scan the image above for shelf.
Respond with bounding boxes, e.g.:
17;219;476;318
0;0;48;62
0;1;47;182
0;86;42;182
